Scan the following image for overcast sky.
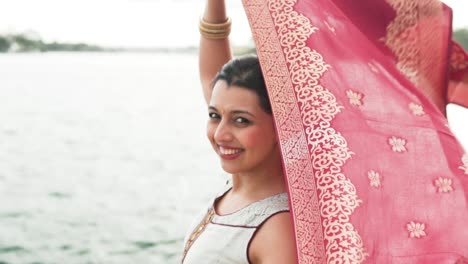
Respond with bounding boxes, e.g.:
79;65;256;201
0;0;466;48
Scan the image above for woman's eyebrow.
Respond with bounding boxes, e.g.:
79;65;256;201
232;110;255;117
208;106;255;117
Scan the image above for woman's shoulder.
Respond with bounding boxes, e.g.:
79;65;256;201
247;192;289;223
248;211;297;264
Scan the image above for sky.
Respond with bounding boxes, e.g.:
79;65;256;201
0;0;466;48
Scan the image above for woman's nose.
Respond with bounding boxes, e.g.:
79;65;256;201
214;120;233;142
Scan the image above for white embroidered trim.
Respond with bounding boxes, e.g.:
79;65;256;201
244;0;366;262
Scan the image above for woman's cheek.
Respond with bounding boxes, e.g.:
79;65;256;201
206;123;215;141
242;128;266;147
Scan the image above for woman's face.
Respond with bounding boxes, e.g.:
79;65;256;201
207;80;280;176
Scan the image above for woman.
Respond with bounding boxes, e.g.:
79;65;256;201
182;55;297;264
181;1;297;263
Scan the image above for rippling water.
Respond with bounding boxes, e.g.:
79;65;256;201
0;52;225;264
0;52;466;264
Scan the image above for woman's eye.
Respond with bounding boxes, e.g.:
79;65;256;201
208;112;220;119
234;117;250;124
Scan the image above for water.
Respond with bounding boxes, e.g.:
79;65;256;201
0;53;466;264
0;52;225;264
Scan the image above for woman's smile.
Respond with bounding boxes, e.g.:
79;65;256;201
218;145;244;159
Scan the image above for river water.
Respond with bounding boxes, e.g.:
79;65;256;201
0;52;225;264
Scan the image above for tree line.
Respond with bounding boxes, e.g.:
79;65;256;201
0;34;104;52
454;28;468;51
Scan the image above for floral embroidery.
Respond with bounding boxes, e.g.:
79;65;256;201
388;136;407;152
346;90;364;106
407;221;426;238
434;177;453;193
460;154;468;175
368;62;379;73
339;239;351;248
409;102;425;116
324;21;336;35
368;170;381;188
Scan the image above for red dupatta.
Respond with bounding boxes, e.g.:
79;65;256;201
242;0;468;263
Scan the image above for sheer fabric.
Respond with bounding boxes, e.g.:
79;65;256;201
242;0;468;263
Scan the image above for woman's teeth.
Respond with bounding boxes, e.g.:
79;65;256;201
220;148;241;155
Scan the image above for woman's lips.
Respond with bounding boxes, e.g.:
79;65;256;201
218;146;243;160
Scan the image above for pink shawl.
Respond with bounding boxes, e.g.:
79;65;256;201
242;0;468;263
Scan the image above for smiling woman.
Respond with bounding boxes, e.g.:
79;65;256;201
182;54;297;263
207;59;280;176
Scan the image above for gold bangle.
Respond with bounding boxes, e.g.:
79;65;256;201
200;17;231;30
199;17;231;39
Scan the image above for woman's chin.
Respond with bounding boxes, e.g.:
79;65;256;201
220;163;243;175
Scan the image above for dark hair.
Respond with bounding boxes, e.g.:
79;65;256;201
213;55;271;114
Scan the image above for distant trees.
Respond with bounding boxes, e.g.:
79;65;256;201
0;33;104;52
453;28;468;50
0;36;10;52
11;34;46;52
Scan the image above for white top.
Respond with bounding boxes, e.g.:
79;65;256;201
183;185;290;264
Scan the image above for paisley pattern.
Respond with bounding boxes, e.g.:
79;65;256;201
243;0;365;263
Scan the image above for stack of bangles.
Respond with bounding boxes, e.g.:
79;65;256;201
199;17;231;39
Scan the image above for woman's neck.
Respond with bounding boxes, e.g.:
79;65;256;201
230;167;286;201
215;171;285;215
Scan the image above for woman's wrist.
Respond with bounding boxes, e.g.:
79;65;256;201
199;17;231;39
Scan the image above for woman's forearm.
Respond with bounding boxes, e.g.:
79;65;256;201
199;0;233;104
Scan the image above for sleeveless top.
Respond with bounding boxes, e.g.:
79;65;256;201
182;185;290;264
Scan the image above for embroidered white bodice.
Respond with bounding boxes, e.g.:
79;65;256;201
183;187;289;264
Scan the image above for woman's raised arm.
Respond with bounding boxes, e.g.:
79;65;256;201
199;0;233;104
